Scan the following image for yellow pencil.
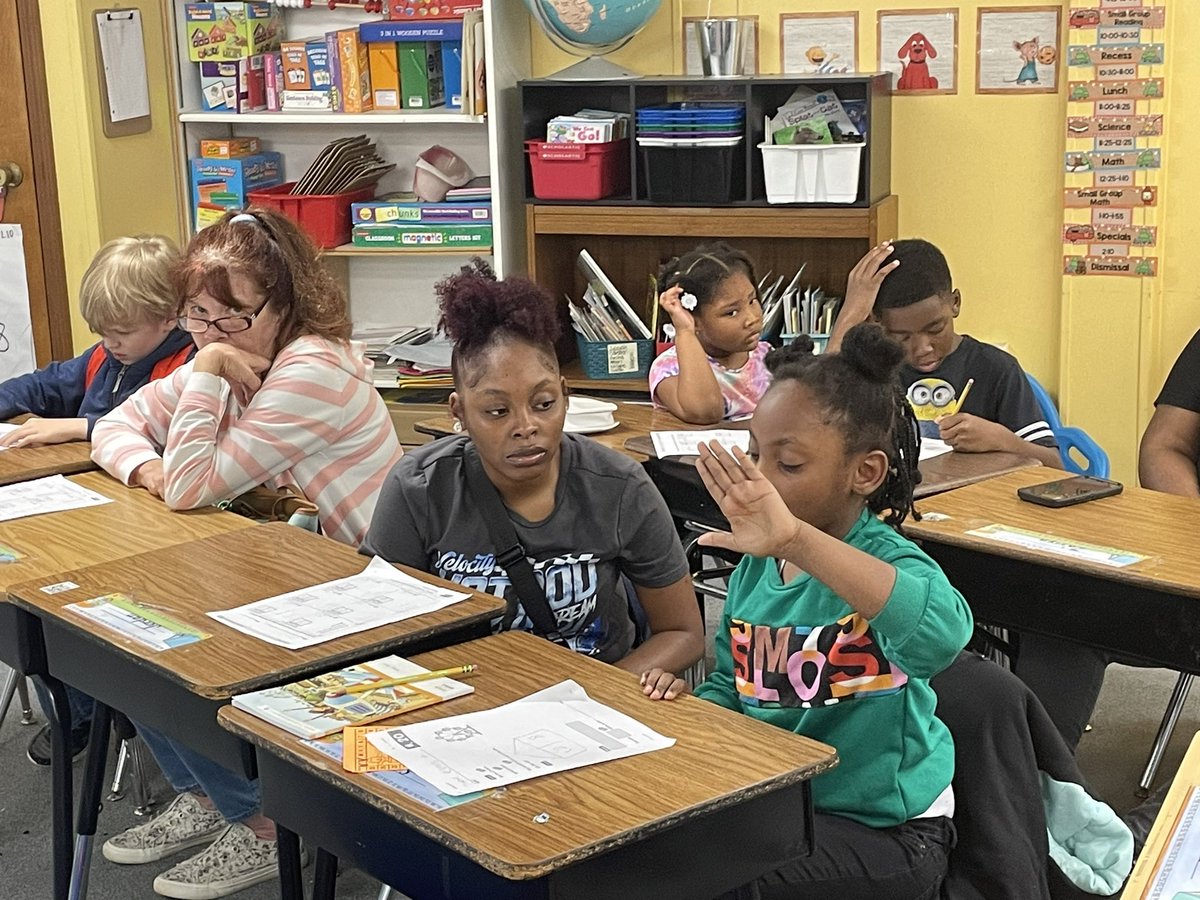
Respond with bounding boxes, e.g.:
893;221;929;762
325;665;478;698
951;378;974;415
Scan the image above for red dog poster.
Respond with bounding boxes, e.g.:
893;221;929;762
878;8;959;94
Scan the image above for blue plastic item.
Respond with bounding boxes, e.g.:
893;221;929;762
1026;374;1110;477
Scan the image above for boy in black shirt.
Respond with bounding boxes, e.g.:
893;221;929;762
831;239;1062;469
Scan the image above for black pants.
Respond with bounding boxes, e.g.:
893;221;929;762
716;814;954;900
1012;633;1111;753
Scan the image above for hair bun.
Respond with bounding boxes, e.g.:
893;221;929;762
839;323;904;383
764;334;816;374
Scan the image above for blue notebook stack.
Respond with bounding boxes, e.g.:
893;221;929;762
634;102;745;148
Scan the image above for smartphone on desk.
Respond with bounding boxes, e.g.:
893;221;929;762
1016;476;1123;508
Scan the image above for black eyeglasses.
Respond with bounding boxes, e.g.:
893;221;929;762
176;300;269;335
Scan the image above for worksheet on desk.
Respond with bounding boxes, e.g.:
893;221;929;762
207;556;472;649
367;679;675;796
917;437;954;461
0;474;113;522
0;423;19;450
651;430;752;458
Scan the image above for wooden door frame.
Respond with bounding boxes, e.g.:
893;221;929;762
15;0;72;361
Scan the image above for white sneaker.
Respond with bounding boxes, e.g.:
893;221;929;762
152;823;287;899
103;792;227;865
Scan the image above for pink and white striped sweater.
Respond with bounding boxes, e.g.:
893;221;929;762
91;335;402;547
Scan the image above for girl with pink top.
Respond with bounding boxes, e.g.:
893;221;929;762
91;208;401;899
649;242;771;424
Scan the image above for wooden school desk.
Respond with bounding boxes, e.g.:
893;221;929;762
7;523;504;900
0;471;256;900
1122;728;1200;898
220;630;838;900
0;440;96;486
908;468;1200;671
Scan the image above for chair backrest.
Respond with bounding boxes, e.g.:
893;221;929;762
1025;374;1110;477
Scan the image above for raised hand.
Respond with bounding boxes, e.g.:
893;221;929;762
695;441;800;559
828;242;898;353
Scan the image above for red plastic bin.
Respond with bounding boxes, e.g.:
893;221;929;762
245;182;376;249
525;139;629;201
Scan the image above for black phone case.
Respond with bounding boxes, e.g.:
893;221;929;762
1016;478;1123;508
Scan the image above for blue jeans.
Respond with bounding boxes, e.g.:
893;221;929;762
135;722;261;823
33;680;94;731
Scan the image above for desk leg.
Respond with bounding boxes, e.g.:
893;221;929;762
276;824;305;900
313;849;338;900
37;675;74;900
69;702;112;900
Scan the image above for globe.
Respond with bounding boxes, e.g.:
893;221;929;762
524;0;662;79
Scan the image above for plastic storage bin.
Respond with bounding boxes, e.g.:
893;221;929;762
639;142;741;204
245;182;376;248
575;334;654;380
758;143;865;204
526;139;629;201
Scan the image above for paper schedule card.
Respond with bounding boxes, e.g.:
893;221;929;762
651;430;752;458
66;593;210;652
965;524;1147;568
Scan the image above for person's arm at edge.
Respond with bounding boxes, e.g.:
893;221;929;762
1139;405;1200;497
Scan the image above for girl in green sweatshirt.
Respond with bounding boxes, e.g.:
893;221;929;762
644;324;974;899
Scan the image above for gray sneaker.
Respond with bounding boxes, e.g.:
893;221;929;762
103;792;227;865
152;823;283;899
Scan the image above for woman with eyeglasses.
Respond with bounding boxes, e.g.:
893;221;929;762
92;207;401;548
89;208;401;899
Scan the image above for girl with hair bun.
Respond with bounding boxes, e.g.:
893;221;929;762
645;324;973;898
363;261;704;693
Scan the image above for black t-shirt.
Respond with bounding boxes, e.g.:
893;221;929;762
900;335;1057;447
361;434;690;663
1155;328;1200;413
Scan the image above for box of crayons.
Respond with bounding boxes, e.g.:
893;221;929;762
351;222;492;250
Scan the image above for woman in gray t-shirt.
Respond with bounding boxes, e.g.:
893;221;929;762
362;262;703;696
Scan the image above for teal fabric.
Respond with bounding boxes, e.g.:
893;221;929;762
1040;773;1133;893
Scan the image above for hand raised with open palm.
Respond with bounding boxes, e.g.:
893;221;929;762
695;441;800;559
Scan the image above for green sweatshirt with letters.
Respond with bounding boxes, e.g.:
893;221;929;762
694;510;974;828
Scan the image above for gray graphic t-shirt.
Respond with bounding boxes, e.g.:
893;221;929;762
361;434;689;663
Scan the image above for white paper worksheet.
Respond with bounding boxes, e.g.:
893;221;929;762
207;556;473;650
0;475;113;523
917;437;954;462
0;423;19;451
367;680;676;796
651;430;752;458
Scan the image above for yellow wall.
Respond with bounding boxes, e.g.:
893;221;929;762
40;1;183;354
531;0;1195;483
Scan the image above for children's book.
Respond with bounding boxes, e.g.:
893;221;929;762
231;656;474;739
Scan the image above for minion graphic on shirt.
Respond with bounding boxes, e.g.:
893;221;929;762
907;378;958;438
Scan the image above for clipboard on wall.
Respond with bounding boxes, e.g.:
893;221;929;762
93;7;152;138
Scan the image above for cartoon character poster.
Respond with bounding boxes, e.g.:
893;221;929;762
977;6;1062;94
878;8;958;95
780;12;858;75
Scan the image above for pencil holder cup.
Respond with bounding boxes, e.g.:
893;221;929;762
575;335;654;380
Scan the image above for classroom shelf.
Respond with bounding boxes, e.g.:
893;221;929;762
178;109;487;126
323;244;494;258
